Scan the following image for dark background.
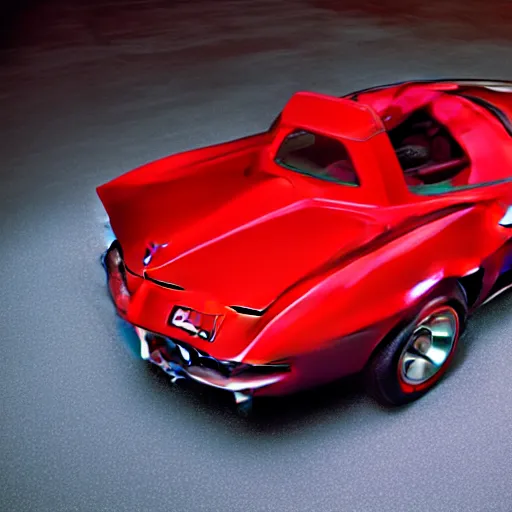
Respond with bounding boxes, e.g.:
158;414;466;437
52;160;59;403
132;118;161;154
1;1;512;511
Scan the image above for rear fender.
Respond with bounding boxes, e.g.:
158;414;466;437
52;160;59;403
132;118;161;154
97;131;270;191
240;201;505;365
96;131;271;227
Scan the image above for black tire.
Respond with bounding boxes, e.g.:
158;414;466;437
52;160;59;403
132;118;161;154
366;282;468;407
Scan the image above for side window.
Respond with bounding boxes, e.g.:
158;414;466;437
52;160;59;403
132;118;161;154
274;130;360;186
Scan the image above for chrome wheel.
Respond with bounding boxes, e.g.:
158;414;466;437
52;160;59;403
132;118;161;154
399;306;459;386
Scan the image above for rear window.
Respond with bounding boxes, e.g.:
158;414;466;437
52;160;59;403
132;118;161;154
274;130;360;186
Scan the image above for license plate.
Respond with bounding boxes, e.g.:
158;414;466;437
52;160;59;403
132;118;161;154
169;306;219;342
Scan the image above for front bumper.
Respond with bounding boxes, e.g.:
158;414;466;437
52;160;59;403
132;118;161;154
102;242;290;398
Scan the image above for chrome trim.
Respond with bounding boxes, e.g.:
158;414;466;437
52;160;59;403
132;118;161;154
134;327;287;392
234;391;252;404
103;219;116;250
135;327;151;360
185;366;283;392
499;206;512;227
481;282;512;306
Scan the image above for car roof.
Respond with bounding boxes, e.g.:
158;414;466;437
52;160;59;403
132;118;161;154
280;91;385;142
274;83;512;206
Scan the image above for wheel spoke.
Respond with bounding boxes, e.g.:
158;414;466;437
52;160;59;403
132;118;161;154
399;306;459;386
402;354;437;382
405;346;438;366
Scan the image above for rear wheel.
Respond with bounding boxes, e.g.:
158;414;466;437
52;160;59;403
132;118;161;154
366;284;467;406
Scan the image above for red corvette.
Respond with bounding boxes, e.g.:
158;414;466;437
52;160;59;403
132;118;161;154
97;79;512;416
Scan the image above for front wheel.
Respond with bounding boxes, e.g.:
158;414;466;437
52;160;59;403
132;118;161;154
366;284;467;406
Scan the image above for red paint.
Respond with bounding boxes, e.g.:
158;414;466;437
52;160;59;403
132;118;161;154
97;80;512;396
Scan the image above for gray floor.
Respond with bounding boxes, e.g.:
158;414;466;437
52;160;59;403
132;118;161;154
1;2;512;511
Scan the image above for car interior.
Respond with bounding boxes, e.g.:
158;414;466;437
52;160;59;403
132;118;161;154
274;108;477;195
387;108;470;191
274;130;360;186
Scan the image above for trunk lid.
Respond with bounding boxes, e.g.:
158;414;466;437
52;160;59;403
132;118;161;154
98;167;387;310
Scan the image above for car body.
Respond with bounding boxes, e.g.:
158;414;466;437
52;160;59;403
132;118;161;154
97;78;512;415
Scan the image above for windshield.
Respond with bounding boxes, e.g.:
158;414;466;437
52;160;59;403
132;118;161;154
274;130;360;186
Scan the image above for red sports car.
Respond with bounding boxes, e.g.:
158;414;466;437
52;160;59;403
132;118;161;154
97;79;512;416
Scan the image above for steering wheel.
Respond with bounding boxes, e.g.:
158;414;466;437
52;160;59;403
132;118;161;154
404;156;469;183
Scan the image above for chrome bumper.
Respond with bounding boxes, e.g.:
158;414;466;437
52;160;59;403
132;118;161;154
134;327;288;394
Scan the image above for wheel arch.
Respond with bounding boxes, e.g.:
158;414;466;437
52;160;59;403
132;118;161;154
364;277;469;371
457;267;485;309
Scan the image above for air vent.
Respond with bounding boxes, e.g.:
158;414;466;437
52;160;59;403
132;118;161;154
229;305;265;316
144;274;185;291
